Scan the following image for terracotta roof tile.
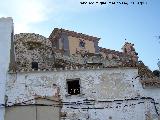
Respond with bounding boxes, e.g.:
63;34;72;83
49;28;100;43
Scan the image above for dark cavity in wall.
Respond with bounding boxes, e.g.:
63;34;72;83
67;79;80;95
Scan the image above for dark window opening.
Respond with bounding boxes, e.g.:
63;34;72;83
32;62;38;70
79;40;85;48
67;79;80;95
124;48;127;53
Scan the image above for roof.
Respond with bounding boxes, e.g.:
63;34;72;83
49;28;101;43
137;61;155;78
12;30;159;85
99;47;127;56
141;77;160;88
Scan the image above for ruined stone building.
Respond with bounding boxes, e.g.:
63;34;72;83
1;17;160;120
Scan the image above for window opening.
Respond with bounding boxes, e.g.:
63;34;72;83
67;79;80;95
79;39;85;48
32;62;38;70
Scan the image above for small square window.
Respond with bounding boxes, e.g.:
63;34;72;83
79;40;85;48
67;79;80;95
32;62;38;70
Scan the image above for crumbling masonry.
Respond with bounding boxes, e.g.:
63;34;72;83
2;22;160;120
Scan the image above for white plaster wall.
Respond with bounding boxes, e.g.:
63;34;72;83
0;17;13;120
6;68;138;102
6;68;160;120
131;75;160;115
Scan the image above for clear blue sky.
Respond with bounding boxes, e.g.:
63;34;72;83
1;0;160;70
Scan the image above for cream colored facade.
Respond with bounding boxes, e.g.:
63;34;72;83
68;36;95;54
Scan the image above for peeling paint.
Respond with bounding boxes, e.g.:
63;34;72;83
5;68;160;120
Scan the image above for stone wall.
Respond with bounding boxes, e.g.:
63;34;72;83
14;33;53;71
6;28;160;120
12;31;139;73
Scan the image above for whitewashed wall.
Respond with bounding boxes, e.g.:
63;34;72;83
6;68;160;120
0;17;13;120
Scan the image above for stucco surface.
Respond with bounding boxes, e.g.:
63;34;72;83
6;68;160;120
0;17;13;120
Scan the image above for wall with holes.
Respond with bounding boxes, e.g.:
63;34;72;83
6;68;160;120
14;33;53;71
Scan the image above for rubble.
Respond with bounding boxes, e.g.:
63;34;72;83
5;27;160;120
10;29;160;88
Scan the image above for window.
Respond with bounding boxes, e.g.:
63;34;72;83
32;62;38;70
67;79;80;95
124;48;127;53
79;39;85;48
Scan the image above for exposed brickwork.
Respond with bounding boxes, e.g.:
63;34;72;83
13;33;138;72
10;29;160;90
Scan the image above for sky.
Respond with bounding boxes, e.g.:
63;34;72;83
0;0;160;70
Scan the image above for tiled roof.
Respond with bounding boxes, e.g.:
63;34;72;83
99;47;127;56
49;28;101;43
12;30;159;86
